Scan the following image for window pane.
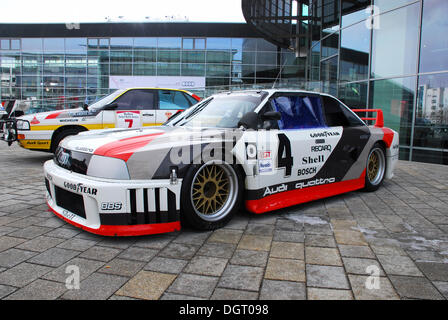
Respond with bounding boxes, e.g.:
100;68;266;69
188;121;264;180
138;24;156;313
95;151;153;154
182;51;205;63
43;38;64;53
414;73;448;150
157;63;180;76
322;95;365;127
371;3;420;78
132;63;156;76
181;63;205;76
133;49;156;63
341;0;371;27
321;56;338;96
110;37;133;49
340;21;370;82
412;149;448;165
182;38;193;50
321;32;339;59
374;0;416;12
157;50;181;63
134;37;157;49
338;82;368;109
158;38;181;49
65;38;87;52
419;0;448;73
22;38;42;52
207;38;231;50
194;38;205;50
369;76;416;146
206;51;231;63
270;95;326;129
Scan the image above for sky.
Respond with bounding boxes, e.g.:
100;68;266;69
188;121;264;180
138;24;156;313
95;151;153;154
0;0;246;23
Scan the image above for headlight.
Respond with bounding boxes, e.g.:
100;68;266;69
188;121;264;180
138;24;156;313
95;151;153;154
16;120;30;130
87;155;130;180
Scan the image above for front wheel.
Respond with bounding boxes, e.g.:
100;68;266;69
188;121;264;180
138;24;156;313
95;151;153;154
180;161;243;230
363;143;387;192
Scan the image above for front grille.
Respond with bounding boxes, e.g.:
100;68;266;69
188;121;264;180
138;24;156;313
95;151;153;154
54;146;92;175
55;186;86;219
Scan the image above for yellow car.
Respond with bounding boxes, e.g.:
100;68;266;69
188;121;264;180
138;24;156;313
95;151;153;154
1;88;200;153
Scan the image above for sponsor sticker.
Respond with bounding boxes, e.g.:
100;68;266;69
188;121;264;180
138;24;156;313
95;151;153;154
63;182;98;196
258;159;273;173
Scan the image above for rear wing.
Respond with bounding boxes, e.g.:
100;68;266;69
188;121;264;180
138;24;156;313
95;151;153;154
352;109;384;128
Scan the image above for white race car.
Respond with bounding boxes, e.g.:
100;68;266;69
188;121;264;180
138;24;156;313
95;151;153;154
1;88;200;152
44;89;399;236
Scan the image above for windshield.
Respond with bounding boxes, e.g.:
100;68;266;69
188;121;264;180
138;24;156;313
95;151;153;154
88;89;124;110
166;92;266;128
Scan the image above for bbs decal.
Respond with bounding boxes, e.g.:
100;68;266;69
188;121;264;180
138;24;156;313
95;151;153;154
101;202;123;211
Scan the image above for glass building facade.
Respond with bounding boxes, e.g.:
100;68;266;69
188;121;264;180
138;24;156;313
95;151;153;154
308;0;448;164
0;23;304;113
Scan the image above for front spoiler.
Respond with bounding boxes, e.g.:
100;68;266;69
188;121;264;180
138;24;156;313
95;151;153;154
44;160;182;236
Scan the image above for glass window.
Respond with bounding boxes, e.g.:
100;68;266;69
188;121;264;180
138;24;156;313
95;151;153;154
114;89;155;110
11;39;20;50
369;76;416;146
206;64;230;77
207;38;231;50
133;63;156;76
181;63;205;76
341;0;371;27
321;32;339;59
206;51;231;63
374;0;417;12
157;50;181;63
43;38;64;52
338;82;368;109
110;37;133;49
182;38;194;50
1;39;10;50
182;51;205;64
21;38;43;52
257;51;277;65
158;90;191;110
321;56;338;96
194;38;206;50
158;38;181;49
133;49;156;63
110;64;132;75
270;95;326;130
134;37;157;49
321;95;365;127
340;21;370;82
157;63;180;76
414;73;448;150
420;0;448;73
256;39;277;52
412;149;448;165
371;3;420;78
65;38;87;52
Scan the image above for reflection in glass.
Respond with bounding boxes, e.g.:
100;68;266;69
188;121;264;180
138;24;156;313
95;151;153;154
134;37;157;49
415;73;448;151
43;38;64;53
338;82;368;109
158;38;181;49
412;149;448;165
21;38;43;52
157;50;181;63
181;63;205;76
371;3;419;78
340;21;370;81
207;38;231;50
420;0;448;73
369;76;416;146
65;38;87;52
321;56;338;96
321;32;339;59
157;63;180;76
374;0;416;12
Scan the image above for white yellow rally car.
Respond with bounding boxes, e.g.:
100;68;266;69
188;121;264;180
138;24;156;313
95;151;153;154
0;88;200;153
43;89;399;236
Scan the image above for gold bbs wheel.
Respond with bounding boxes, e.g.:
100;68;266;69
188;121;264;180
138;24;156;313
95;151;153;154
190;162;239;222
367;146;385;186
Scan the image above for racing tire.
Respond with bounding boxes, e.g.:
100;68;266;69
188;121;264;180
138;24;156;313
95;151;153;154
51;128;85;153
363;142;387;192
180;161;243;230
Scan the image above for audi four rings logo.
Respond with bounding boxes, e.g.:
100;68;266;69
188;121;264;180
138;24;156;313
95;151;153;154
182;81;195;87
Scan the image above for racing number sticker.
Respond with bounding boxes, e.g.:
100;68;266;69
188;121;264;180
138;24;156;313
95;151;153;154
277;133;294;177
116;111;141;128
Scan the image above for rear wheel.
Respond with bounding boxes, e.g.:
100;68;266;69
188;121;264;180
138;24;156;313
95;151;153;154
364;143;386;192
181;161;243;230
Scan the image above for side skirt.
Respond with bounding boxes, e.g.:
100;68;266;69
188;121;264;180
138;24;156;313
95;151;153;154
245;170;366;214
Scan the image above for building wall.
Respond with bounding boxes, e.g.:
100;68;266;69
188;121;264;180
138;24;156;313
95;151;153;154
0;23;304;113
308;0;448;165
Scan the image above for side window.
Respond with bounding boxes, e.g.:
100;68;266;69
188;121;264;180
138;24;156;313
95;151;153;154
270;95;327;130
322;96;365;127
113;89;155;110
183;92;198;106
158;90;190;110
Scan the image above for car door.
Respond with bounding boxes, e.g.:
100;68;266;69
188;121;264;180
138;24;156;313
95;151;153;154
155;90;193;125
108;89;157;129
254;93;334;193
319;95;371;181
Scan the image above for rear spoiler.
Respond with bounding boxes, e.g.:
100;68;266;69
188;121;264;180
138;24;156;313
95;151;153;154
352;109;384;128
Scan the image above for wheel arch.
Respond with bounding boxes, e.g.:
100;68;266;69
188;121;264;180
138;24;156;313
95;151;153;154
50;125;89;150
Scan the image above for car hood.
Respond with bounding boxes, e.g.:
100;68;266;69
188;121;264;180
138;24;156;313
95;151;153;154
60;125;247;180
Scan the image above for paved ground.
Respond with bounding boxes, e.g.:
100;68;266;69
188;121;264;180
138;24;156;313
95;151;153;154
0;142;447;300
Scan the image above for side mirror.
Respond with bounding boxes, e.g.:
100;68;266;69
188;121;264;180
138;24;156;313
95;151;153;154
238;111;259;130
82;103;89;111
261;111;281;121
104;103;118;111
